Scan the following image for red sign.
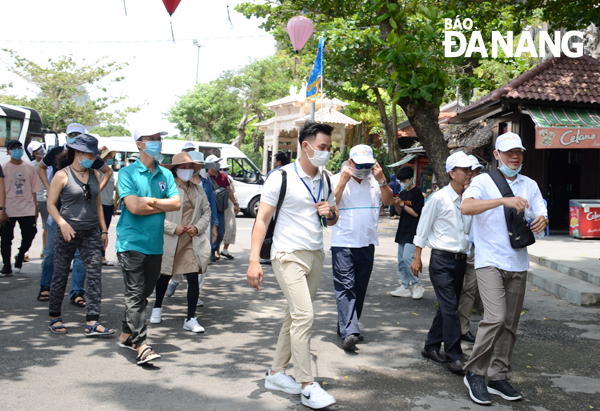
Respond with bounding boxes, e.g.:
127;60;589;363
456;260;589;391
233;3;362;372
535;127;600;149
570;206;600;238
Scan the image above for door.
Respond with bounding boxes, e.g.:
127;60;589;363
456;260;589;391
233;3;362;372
547;150;582;230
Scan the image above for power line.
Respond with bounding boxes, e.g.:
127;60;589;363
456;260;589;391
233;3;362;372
0;35;272;44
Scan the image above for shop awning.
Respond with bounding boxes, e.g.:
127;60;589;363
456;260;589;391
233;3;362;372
525;105;600;149
386;154;415;168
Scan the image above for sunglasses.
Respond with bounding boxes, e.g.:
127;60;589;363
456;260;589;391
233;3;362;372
68;132;81;138
82;184;91;201
355;163;374;170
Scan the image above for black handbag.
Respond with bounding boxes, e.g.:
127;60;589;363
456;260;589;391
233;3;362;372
488;169;535;249
259;170;287;260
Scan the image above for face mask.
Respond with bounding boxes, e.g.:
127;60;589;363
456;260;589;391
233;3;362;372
106;159;114;166
223;169;229;175
498;157;521;178
400;179;412;190
36;148;47;158
67;137;77;144
212;164;221;171
142;141;162;158
306;142;330;167
199;169;208;179
353;168;371;180
79;154;94;169
176;168;194;182
10;148;24;160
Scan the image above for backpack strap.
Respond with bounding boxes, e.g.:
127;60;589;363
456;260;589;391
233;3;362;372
208;175;219;191
264;170;287;238
488;168;514;198
323;171;332;202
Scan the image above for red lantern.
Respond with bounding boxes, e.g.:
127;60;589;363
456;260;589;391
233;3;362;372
162;0;182;16
287;16;314;53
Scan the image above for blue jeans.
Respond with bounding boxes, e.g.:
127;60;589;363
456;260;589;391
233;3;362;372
397;242;421;289
211;212;226;253
40;215;86;298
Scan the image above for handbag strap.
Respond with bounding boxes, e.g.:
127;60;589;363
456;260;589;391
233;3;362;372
488;169;514;198
265;170;287;237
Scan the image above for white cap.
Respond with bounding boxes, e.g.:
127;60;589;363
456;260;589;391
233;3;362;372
205;154;222;163
349;144;376;164
467;154;484;170
66;123;86;135
218;160;230;169
495;132;525;152
446;151;474;173
182;141;195;151
27;140;43;155
133;128;168;141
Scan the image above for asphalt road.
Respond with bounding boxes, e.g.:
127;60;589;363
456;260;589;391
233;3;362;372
1;215;599;411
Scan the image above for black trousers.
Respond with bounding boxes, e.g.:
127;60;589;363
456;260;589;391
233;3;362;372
332;245;375;338
0;216;37;268
424;253;467;362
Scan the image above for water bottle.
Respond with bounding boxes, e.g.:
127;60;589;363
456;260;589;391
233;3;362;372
525;209;544;240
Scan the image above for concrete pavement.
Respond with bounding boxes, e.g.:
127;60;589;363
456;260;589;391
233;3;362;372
0;215;599;411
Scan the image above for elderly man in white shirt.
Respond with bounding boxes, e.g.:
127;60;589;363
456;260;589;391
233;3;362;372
330;145;394;350
461;132;547;406
247;122;339;409
411;151;475;375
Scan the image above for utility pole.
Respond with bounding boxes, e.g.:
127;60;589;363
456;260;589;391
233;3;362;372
192;40;203;84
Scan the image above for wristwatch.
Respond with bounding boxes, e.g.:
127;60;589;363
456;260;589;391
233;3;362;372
0;207;5;211
379;180;387;187
326;208;337;221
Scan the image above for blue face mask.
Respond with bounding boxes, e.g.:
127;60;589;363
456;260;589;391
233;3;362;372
142;141;162;158
106;159;114;166
79;154;94;169
67;137;77;144
499;158;521;178
10;148;24;160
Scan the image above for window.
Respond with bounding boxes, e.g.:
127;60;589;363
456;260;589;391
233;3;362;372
228;157;261;184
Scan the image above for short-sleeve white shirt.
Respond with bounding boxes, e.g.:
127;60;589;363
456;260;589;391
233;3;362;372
331;173;381;248
463;172;547;272
260;162;336;254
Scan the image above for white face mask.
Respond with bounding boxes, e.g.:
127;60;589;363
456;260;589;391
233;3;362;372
306;142;330;167
176;168;194;182
353;168;371;180
400;179;412;190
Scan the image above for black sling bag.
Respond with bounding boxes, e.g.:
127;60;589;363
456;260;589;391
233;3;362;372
259;170;287;260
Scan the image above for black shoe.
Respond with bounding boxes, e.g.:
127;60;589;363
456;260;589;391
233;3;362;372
461;331;477;344
210;254;218;263
14;253;24;270
447;359;465;374
488;379;523;401
342;334;359;350
357;334;364;342
464;372;491;405
421;349;447;363
0;265;12;277
221;251;234;260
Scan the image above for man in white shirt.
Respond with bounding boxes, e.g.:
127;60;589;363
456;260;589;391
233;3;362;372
247;122;339;409
411;151;474;374
461;132;547;405
331;145;394;350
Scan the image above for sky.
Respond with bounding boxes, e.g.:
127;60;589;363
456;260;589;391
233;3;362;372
0;0;277;136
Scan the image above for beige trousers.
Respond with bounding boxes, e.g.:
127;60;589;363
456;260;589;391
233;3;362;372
271;249;325;383
458;263;478;334
463;266;527;381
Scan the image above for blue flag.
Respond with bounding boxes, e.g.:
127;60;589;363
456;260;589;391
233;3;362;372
306;37;324;102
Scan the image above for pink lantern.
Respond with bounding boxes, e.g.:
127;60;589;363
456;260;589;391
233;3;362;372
287;16;314;53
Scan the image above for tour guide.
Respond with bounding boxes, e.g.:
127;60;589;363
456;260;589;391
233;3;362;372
116;128;180;366
247;122;339;410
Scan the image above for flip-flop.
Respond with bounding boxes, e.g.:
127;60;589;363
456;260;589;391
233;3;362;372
84;322;116;338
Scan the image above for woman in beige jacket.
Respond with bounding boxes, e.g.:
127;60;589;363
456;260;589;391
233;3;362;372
150;152;211;333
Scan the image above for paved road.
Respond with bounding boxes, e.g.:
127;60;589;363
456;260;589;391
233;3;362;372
1;215;599;411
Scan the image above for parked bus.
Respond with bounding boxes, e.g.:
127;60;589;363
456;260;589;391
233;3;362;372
0;104;50;163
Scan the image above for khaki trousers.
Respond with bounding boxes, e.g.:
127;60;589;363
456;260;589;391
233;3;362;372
458;263;478;334
271;249;325;383
463;266;527;381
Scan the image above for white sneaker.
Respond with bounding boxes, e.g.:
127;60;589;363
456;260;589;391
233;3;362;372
183;317;205;333
264;368;302;394
165;281;178;297
412;285;425;300
301;382;336;409
196;298;204;307
150;307;162;324
390;286;412;297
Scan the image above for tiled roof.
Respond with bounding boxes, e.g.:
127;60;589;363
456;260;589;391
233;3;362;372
295;108;360;126
458;55;600;116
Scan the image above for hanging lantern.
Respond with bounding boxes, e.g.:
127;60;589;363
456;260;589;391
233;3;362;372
162;0;182;42
287;16;314;53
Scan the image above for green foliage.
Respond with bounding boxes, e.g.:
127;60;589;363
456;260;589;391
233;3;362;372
0;49;139;131
89;125;131;137
325;142;349;174
240;141;263;168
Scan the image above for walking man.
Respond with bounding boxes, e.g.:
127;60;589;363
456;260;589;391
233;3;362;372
247;122;339;409
331;144;394;350
116;128;180;365
390;166;425;299
411;151;474;374
461;132;547;405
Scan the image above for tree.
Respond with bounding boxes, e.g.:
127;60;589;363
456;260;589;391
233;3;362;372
89;125;131;137
0;50;139;131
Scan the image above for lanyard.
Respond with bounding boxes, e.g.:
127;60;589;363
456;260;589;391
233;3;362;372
294;162;322;203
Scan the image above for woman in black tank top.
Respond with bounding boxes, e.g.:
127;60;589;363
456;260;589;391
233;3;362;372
46;134;114;337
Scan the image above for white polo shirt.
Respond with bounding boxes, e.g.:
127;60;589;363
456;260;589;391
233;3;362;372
330;173;381;248
260;162;336;254
463;173;547;272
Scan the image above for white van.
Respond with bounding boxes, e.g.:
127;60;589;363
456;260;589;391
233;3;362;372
0;104;48;164
105;138;264;217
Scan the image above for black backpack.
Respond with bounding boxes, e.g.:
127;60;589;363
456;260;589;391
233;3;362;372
488;169;535;249
209;175;230;213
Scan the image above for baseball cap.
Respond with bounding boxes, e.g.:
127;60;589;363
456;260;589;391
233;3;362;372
133;128;168;141
66;123;86;135
205;154;222;163
6;140;23;150
495;132;525;152
27;140;43;155
349;144;376;164
445;151;473;173
467;154;484;170
182;141;195;151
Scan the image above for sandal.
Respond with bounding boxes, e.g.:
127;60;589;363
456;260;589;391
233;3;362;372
136;346;161;365
70;293;86;308
118;336;137;351
102;260;116;267
48;318;68;334
84;322;116;338
37;286;50;302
